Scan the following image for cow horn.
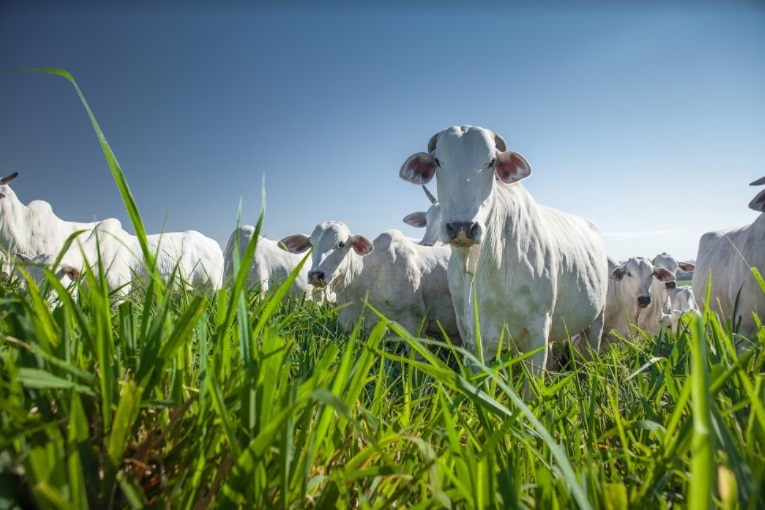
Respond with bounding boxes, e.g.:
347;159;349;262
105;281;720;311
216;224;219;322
1;172;19;185
427;133;438;153
750;176;765;186
493;132;507;152
422;185;438;204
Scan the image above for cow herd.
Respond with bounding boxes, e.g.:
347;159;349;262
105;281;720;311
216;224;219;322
1;125;763;369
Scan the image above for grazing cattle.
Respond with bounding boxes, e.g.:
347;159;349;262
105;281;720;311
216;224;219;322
0;172;97;256
281;221;460;340
9;253;77;304
56;218;224;296
666;285;701;330
602;257;676;345
222;225;316;300
692;177;765;338
403;185;443;246
399;125;608;371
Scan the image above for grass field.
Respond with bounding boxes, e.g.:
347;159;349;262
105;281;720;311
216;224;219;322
1;70;764;509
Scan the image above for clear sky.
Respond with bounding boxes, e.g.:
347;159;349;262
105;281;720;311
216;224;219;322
1;1;764;261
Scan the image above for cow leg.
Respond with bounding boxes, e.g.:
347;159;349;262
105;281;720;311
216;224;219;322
577;307;605;360
525;315;553;379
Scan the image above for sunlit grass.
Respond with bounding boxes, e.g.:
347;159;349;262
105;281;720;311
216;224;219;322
0;69;763;508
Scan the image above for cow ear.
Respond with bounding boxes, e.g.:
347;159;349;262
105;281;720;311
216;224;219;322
62;265;80;281
403;212;427;228
610;266;626;281
653;267;676;283
494;151;531;184
279;234;312;254
749;189;765;212
350;235;373;256
400;153;437;184
678;261;695;271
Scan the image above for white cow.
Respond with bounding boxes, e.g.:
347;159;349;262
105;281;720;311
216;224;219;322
399;126;608;371
603;256;676;345
403;185;443;247
0;172;97;257
56;218;224;296
281;221;460;341
667;285;701;330
222;225;315;300
692;176;765;338
652;252;695;276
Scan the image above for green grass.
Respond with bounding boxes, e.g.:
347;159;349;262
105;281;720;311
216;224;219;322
1;69;764;509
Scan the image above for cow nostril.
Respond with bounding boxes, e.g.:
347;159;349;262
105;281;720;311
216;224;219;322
468;222;480;239
637;296;652;307
445;223;456;239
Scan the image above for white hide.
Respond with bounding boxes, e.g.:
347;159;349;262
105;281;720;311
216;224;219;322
282;221;460;341
222;225;315;300
0;172;97;257
603;256;675;345
399;126;608;371
692;177;765;338
59;218;224;296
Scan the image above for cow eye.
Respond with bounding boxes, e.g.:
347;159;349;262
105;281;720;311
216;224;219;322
338;242;345;248
489;158;496;168
627;272;632;277
434;158;441;168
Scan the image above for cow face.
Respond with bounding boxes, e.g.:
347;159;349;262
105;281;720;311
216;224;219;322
400;126;530;247
652;252;695;289
282;221;372;292
611;257;675;309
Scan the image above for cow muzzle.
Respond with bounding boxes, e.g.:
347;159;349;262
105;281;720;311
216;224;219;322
445;221;481;247
637;295;651;308
308;270;328;287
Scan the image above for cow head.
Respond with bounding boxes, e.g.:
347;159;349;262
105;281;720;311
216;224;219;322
12;252;80;294
0;171;19;203
281;221;372;292
399;126;530;247
611;257;675;309
651;252;695;289
402;185;443;246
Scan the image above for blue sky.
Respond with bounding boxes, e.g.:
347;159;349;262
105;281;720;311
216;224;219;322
1;2;764;261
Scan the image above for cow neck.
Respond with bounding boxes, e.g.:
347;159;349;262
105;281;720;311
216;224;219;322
486;183;536;266
332;250;365;300
0;192;28;253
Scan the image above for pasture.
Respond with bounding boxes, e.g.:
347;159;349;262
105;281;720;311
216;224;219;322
1;70;764;509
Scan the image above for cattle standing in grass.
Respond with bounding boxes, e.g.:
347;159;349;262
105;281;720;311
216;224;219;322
57;218;224;296
281;221;460;341
399;126;608;371
603;257;676;345
692;177;765;339
0;172;97;257
667;285;701;330
223;225;316;300
403;186;443;247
